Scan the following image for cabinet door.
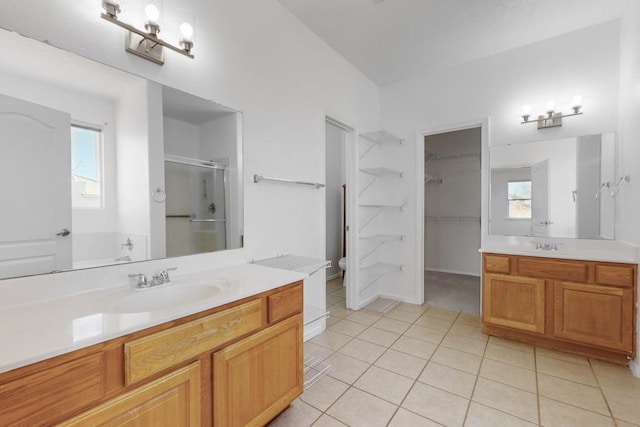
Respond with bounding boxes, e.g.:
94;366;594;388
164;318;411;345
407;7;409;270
59;362;201;427
483;273;545;333
213;314;303;427
554;281;634;352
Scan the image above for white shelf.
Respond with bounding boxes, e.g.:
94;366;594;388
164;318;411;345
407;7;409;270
359;263;403;294
359;203;404;210
252;254;331;276
360;130;403;145
304;305;330;326
425;151;480;163
359;167;404;178
304;355;331;389
360;234;404;242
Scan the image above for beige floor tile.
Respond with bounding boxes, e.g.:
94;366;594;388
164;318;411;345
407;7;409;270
603;389;640;425
385;308;422;323
455;313;482;327
326;387;397;427
395;302;430;314
537;373;609;415
402;382;469;427
344;310;382;326
328;287;347;298
479;358;536;393
357;326;400;347
535;346;589;366
592;361;640;398
312;414;347;426
615;420;640;427
388;408;442;426
354;365;414;405
539;396;615;427
472;378;538;424
375;349;428;379
464;402;536;427
431;346;482;375
418;362;477;398
484;342;535;370
325;353;371;384
305;342;335;362
425;306;460;321
448;323;488;342
300;375;349;412
338;338;386;364
372;317;411;334
326;295;345;306
327;304;352;319
329;319;368;337
310;330;352;351
441;333;487;356
268;398;321;426
326;316;340;327
536;355;597;386
391;336;438;359
414;314;454;331
403;324;446;344
487;336;534;353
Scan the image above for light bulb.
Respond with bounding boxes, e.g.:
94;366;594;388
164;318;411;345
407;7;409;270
180;22;194;40
571;95;583;107
145;4;160;23
521;105;532;115
545;100;555;112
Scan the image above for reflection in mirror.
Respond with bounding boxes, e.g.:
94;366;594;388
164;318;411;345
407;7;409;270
0;28;242;280
489;133;615;239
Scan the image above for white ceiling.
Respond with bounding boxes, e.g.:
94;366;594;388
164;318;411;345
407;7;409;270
277;0;626;86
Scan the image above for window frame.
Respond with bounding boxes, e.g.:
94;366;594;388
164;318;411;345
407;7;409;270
71;122;105;209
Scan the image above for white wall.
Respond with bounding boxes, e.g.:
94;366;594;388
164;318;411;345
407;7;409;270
325;122;346;278
0;1;378;306
617;0;640;376
381;20;621;303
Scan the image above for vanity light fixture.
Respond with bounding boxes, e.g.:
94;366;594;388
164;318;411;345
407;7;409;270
100;1;194;65
521;95;583;129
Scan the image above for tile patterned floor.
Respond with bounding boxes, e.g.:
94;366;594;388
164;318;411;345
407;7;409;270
269;278;640;427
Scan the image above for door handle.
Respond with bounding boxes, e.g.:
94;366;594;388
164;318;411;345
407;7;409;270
56;228;71;237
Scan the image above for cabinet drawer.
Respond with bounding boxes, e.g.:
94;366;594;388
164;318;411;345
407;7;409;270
60;362;201;426
516;258;588;282
595;264;635;288
484;255;511;274
268;283;303;323
125;299;263;385
0;352;106;426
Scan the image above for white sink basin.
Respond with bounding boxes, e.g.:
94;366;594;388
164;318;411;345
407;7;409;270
114;283;225;313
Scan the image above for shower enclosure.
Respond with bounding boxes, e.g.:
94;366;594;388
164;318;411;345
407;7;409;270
164;155;228;257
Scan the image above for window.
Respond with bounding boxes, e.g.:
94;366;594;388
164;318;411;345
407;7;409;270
508;180;531;218
71;125;102;208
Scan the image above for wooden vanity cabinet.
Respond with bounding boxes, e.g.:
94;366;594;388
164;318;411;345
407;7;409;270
0;280;303;427
482;254;637;364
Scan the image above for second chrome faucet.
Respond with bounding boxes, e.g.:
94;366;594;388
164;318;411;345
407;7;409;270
128;267;177;289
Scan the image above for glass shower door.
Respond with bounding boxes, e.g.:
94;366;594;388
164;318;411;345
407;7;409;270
164;157;227;257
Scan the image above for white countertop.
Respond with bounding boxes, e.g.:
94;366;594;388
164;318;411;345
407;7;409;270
0;263;305;374
481;235;639;264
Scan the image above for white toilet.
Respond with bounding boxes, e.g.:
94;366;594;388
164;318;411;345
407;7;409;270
338;257;347;287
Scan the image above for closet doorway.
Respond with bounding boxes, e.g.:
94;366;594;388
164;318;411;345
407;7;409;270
324;116;355;311
424;127;481;314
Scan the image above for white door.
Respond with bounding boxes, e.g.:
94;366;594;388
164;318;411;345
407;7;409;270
531;159;550;237
0;93;72;278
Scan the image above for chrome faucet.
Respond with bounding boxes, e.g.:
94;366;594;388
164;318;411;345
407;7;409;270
532;241;559;251
151;267;177;287
128;273;148;288
121;237;134;251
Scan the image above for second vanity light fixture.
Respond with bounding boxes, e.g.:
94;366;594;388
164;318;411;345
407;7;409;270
101;1;194;65
521;96;583;129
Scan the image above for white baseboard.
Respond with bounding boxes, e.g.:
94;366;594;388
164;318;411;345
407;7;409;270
326;272;342;281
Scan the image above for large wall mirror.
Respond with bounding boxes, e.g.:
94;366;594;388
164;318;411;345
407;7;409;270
489;133;615;239
0;28;243;280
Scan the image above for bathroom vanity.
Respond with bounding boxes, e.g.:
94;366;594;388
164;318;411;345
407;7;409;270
481;245;637;365
0;265;304;426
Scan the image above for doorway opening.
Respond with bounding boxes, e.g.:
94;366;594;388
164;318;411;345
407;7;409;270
423;127;482;314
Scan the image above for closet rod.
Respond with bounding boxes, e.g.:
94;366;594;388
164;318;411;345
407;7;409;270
426;215;480;221
253;174;325;189
164;154;227;170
